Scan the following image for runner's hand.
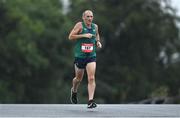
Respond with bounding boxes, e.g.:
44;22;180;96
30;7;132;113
84;33;93;38
97;41;102;48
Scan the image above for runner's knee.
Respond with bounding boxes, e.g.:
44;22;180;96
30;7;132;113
88;76;95;82
75;77;82;83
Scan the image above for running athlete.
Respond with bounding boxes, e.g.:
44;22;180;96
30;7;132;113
68;10;102;108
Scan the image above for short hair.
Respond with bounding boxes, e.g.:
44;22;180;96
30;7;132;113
82;10;93;18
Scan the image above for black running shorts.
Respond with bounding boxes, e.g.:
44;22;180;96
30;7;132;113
74;57;96;69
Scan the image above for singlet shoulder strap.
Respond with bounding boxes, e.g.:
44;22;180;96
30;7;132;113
91;23;95;29
82;22;86;28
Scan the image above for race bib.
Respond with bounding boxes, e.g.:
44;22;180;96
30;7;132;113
81;43;93;53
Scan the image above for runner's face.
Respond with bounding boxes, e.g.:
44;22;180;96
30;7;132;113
83;11;93;25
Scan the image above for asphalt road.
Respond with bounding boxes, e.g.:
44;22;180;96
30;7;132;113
0;104;180;118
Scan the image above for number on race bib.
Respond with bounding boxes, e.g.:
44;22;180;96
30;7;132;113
81;43;93;53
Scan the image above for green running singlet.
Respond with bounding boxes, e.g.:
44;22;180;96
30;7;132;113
74;22;96;58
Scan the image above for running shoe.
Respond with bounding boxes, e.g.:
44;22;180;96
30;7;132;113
87;99;97;108
70;88;78;104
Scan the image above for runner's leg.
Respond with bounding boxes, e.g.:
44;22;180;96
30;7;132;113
86;62;96;100
72;64;84;92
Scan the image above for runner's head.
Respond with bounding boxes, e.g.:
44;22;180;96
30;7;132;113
82;10;93;26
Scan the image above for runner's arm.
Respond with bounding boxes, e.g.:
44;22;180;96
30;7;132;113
96;26;100;42
95;24;102;48
68;22;92;40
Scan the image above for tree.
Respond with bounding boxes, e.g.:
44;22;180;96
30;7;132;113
0;0;72;103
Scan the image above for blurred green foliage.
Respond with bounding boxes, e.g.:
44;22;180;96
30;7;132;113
0;0;180;104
